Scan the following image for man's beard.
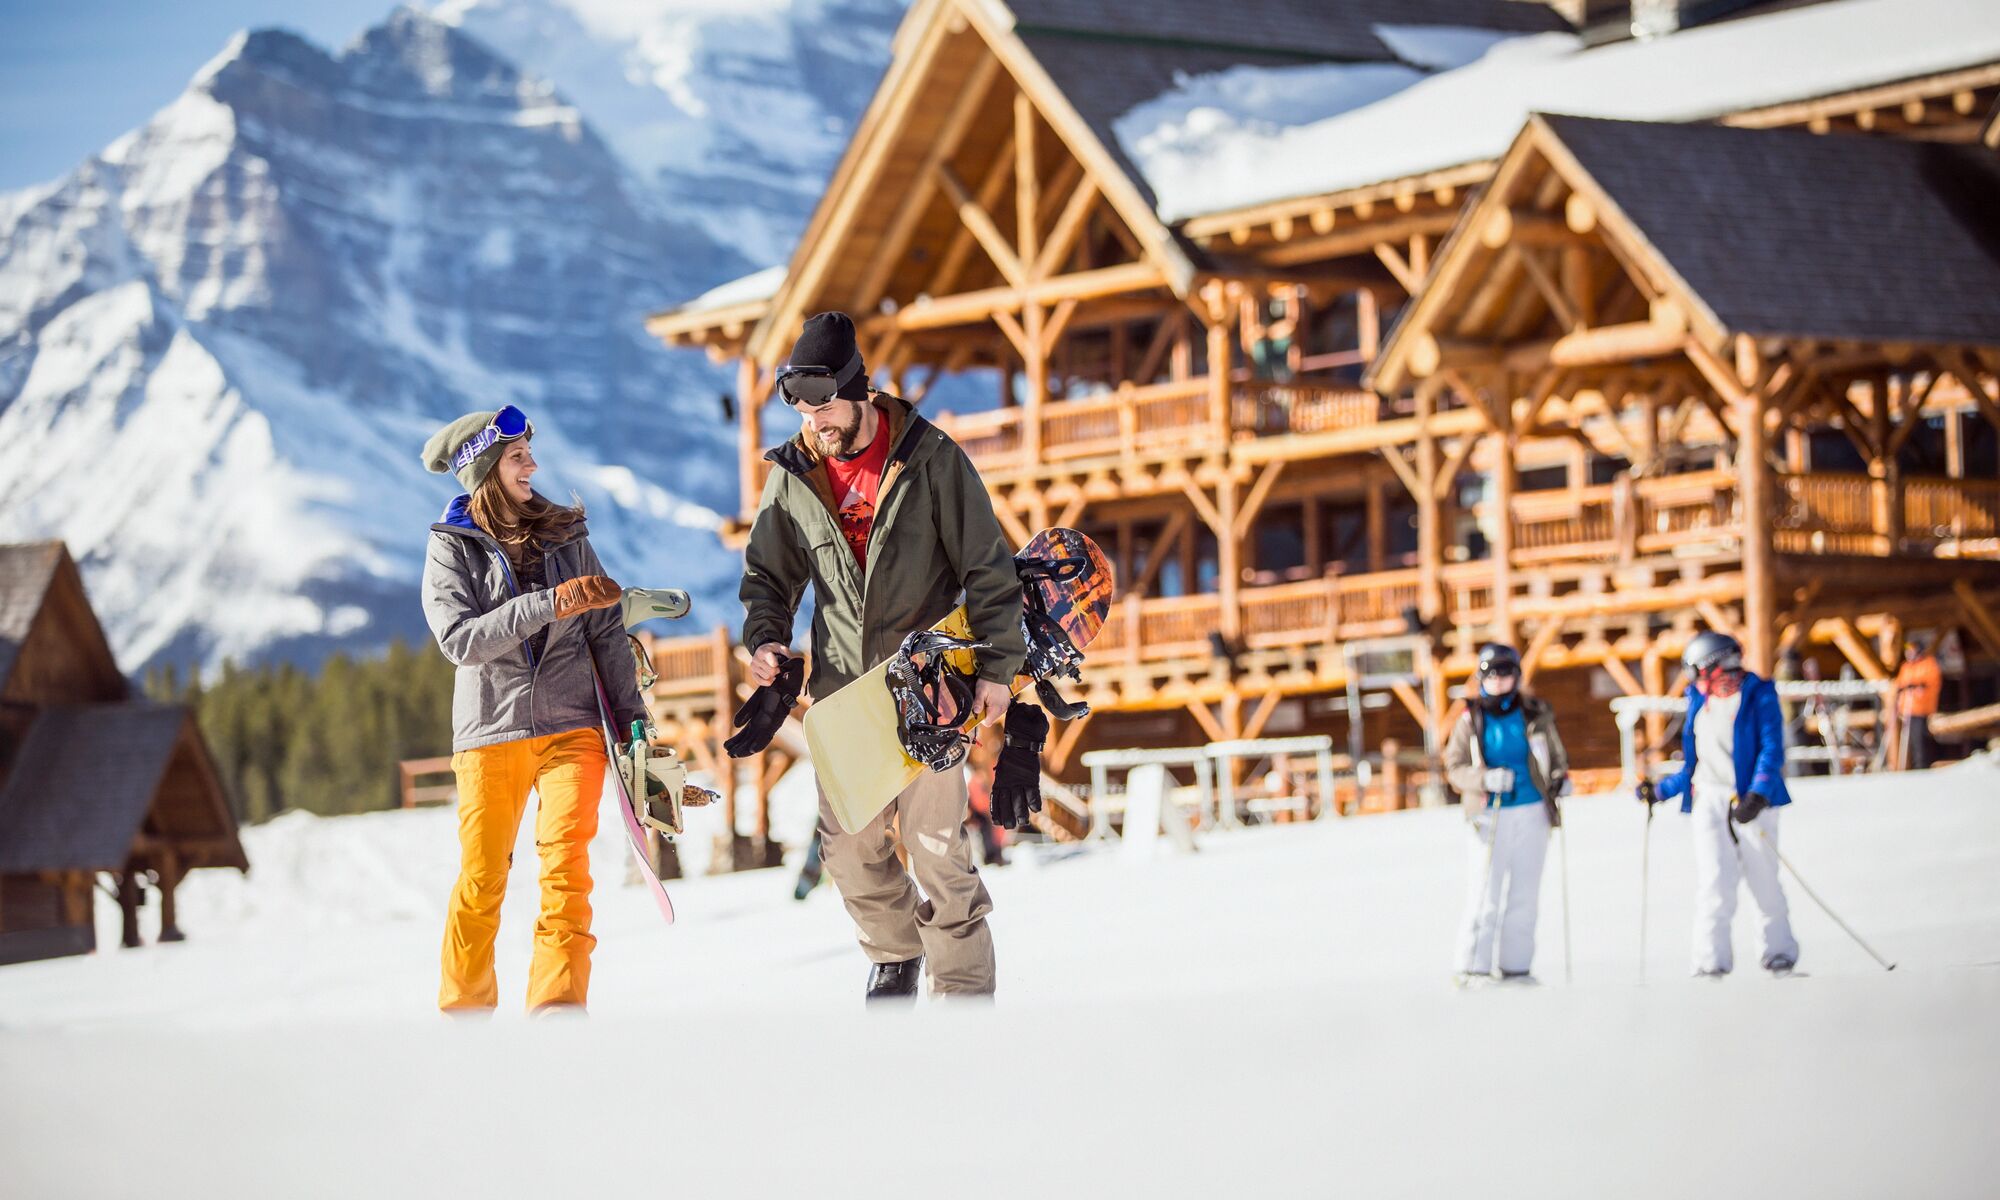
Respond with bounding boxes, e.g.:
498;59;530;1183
820;405;866;458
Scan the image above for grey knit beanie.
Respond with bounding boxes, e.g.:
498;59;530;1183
420;410;533;492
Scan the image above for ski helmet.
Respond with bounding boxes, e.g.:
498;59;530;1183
1476;643;1522;679
1682;630;1743;676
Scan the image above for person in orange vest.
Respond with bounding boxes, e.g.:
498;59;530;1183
1894;639;1943;770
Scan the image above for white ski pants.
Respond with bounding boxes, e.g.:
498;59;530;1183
1455;802;1549;976
1689;794;1797;973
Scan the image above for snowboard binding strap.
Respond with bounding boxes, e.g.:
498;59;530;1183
1016;547;1095;720
885;629;990;773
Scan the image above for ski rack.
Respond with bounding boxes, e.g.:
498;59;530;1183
1611;679;1895;787
1340;635;1445;807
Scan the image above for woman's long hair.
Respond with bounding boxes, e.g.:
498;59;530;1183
468;458;585;563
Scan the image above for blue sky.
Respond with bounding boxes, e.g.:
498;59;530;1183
0;1;397;191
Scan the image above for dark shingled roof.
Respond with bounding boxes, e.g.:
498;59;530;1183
1012;1;1572;213
0;704;190;872
0;542;65;694
1008;0;1568;61
1544;115;2000;347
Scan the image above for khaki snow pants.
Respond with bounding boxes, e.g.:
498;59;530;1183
817;765;996;995
439;728;604;1012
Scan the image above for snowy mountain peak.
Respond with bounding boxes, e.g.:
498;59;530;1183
0;10;751;674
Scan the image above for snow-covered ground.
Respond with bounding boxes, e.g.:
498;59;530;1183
3;757;1997;1197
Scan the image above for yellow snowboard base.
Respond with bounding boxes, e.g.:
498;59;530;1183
804;606;981;834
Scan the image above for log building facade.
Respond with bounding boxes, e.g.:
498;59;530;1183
642;0;2000;848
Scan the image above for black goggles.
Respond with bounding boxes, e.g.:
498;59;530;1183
1477;661;1520;679
776;350;864;408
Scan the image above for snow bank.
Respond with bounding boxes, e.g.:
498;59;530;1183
1;757;1994;1196
1122;0;2000;221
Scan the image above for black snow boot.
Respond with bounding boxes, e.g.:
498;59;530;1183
865;957;923;1002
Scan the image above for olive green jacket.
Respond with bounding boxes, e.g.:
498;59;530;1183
739;396;1026;699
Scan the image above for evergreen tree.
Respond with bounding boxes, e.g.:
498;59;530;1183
144;639;456;823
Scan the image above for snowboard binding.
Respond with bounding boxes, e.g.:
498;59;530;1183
885;629;990;772
621;719;717;837
1016;547;1095;720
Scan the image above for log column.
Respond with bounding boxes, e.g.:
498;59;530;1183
1415;378;1444;622
118;865;142;949
1738;385;1776;675
157;849;184;943
738;358;766;521
1492;427;1517;649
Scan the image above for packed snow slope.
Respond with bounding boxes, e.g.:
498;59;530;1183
2;757;1996;1198
0;8;750;673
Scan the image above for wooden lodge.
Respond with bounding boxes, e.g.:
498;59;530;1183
642;0;2000;847
0;543;246;964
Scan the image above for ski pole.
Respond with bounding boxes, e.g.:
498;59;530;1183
1752;826;1896;972
1480;791;1503;979
1638;798;1654;984
1558;815;1573;986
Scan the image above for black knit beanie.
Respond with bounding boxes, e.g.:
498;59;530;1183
789;312;869;401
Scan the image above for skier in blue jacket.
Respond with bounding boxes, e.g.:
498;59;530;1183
1637;631;1798;976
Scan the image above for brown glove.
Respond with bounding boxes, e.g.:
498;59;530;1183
552;575;621;620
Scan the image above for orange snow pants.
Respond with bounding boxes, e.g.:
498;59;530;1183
439;728;604;1013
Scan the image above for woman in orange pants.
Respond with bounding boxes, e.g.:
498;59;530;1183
420;406;650;1014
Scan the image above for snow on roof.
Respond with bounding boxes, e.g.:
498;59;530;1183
675;264;784;315
1118;0;2000;223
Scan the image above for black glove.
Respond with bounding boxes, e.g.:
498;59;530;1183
1636;780;1659;807
723;655;804;758
989;701;1048;831
1731;792;1769;825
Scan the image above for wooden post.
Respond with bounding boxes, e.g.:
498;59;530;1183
738;358;765;521
1416;378;1444;621
1492;428;1517;649
118;866;142;949
1381;737;1403;811
1738;385;1775;675
1023;302;1047;462
157;848;184;943
713;626;739;864
1304;496;1324;576
1206;304;1232;441
1357;288;1380;363
1366;476;1386;572
1219;476;1241;641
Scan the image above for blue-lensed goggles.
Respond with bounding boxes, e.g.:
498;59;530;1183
452;405;532;473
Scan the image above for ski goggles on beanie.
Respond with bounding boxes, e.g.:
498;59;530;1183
776;350;864;408
451;404;532;473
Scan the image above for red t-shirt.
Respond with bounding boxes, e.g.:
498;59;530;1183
824;427;891;570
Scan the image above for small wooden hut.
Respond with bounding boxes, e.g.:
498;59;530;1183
0;542;246;965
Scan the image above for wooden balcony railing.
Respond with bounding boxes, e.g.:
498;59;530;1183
928;377;1379;476
1905;476;2000;546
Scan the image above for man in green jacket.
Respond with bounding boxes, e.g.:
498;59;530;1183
737;312;1025;1000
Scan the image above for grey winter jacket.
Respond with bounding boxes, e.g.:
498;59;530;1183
422;495;648;752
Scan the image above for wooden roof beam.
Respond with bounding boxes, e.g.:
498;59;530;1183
864;262;1169;333
852;52;1002;306
935;161;1026;288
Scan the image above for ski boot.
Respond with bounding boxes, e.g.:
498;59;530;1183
865;957;923;1003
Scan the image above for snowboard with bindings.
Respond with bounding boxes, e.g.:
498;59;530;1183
804;528;1113;834
590;586;718;924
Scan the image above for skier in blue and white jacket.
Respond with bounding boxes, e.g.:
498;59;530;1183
1637;630;1798;976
